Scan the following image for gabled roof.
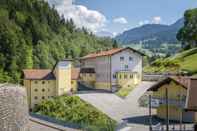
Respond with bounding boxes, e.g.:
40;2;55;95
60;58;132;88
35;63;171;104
23;69;55;80
80;47;145;60
147;76;189;91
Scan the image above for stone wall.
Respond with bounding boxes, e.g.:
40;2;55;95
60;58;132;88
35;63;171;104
0;84;29;131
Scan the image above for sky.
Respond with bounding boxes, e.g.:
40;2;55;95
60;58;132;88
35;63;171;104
46;0;197;37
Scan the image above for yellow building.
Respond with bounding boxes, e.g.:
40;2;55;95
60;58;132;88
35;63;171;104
148;77;195;122
23;60;79;110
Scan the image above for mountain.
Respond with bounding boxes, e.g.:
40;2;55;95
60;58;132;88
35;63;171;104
116;18;184;44
0;0;115;82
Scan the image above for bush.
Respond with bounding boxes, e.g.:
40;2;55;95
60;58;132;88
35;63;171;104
33;95;116;131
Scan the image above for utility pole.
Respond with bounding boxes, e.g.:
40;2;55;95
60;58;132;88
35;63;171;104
166;87;169;131
179;90;183;131
149;94;152;131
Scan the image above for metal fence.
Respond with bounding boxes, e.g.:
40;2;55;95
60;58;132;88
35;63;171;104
152;123;195;131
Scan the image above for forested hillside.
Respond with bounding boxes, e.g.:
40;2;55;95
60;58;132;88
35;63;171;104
144;8;197;75
0;0;117;82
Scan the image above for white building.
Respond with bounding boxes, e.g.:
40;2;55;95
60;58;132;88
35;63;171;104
80;47;144;91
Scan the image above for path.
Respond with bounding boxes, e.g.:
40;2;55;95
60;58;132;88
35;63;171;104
77;81;156;131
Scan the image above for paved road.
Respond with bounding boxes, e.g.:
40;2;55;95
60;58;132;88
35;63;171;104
77;81;156;131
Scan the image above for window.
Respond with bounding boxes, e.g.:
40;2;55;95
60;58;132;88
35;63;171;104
124;74;128;79
48;89;50;92
120;57;124;61
34;81;38;84
48;81;50;84
35;104;38;107
71;81;74;84
125;65;129;69
42;96;45;100
34;89;38;92
34;96;38;100
130;74;133;79
113;74;116;79
42;81;45;84
42;89;45;92
119;74;122;79
129;57;133;61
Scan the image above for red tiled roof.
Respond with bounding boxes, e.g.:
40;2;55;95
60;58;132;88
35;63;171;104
81;47;144;60
23;69;55;80
71;68;80;80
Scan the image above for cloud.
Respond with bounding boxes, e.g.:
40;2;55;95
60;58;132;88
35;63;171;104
138;16;162;26
46;0;106;32
138;20;149;26
113;17;128;24
152;16;162;24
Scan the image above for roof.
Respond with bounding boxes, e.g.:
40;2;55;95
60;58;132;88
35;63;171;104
81;47;145;60
147;76;188;91
80;68;95;73
71;68;80;80
23;69;55;80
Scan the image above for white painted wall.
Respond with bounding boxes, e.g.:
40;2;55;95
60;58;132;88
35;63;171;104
111;49;142;84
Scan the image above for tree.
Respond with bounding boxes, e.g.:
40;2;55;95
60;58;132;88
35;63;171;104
177;8;197;49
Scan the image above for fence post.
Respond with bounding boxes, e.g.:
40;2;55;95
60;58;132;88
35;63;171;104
149;95;152;131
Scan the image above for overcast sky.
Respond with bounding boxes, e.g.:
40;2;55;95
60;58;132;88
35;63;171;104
46;0;197;37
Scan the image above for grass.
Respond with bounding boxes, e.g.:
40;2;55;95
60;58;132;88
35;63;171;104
144;48;197;75
33;95;116;131
116;86;134;98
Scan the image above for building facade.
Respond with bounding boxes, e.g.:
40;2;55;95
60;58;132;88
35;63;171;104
23;60;78;109
148;77;197;122
80;47;144;91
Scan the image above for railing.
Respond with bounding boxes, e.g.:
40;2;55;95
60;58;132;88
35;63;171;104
151;97;186;108
152;123;195;131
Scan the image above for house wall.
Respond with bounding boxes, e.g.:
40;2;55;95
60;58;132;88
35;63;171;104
111;49;142;86
80;73;96;88
153;81;194;122
95;56;111;90
71;80;78;92
116;72;139;88
24;80;56;109
54;61;72;95
153;81;187;100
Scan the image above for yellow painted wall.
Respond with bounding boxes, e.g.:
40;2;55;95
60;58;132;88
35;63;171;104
80;73;96;88
95;82;111;90
153;81;187;100
116;72;140;88
71;80;78;92
157;105;182;121
24;80;56;109
153;81;187;121
54;62;72;96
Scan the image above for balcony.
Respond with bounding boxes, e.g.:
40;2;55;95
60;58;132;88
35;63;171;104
151;97;186;108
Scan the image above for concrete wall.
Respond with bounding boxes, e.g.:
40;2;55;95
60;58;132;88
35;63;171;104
0;85;29;131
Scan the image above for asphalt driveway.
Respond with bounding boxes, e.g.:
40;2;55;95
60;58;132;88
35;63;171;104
77;81;156;131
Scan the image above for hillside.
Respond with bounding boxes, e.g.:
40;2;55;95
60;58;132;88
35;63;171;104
144;48;197;75
0;0;116;82
116;18;184;56
116;18;184;44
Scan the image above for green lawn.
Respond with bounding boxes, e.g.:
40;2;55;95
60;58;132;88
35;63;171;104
33;95;116;131
116;86;134;98
144;48;197;75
